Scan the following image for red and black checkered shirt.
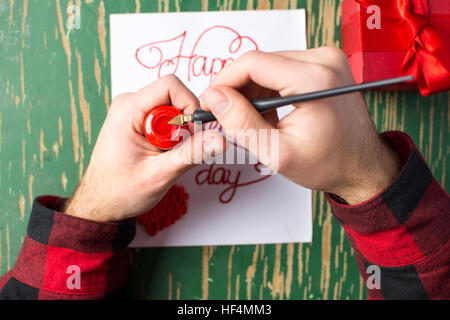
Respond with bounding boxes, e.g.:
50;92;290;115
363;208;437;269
0;131;448;299
0;196;135;299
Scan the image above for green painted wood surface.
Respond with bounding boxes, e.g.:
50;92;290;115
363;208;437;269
0;0;448;300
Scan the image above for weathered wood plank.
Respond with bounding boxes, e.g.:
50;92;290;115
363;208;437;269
0;0;447;300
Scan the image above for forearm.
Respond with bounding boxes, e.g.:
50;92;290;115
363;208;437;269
0;196;135;300
327;131;450;299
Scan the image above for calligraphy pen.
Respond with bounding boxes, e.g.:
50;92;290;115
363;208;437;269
167;75;414;126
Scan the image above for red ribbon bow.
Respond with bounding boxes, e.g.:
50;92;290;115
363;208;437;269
357;0;450;95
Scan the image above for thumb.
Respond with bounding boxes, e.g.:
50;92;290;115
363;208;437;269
154;129;227;178
201;86;273;156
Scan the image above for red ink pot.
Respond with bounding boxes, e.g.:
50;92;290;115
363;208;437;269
143;105;188;150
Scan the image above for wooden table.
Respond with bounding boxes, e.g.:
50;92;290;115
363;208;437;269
0;0;447;299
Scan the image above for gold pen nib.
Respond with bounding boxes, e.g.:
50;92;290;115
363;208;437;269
168;114;192;126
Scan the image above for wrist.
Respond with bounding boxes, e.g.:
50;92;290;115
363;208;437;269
333;134;402;205
64;170;113;223
64;183;99;222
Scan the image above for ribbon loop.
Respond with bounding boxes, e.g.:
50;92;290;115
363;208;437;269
355;0;450;95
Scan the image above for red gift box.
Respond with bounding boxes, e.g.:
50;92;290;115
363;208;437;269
341;0;450;96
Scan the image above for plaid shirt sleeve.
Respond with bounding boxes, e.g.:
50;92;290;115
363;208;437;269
1;133;447;300
0;196;136;300
327;131;450;300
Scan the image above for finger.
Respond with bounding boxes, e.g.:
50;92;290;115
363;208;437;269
210;50;345;98
273;47;343;67
151;130;227;177
273;48;353;80
200;85;274;157
210;50;314;96
133;75;199;112
118;75;200;134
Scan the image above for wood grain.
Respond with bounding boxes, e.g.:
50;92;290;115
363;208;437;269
0;0;447;300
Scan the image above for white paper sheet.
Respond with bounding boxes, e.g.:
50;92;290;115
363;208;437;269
110;10;312;247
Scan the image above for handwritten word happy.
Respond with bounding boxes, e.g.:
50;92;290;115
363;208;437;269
135;25;259;82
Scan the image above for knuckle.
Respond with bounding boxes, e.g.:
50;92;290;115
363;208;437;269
317;47;352;80
240;50;259;63
160;73;180;84
110;93;134;112
314;64;341;88
112;93;132;105
319;46;348;64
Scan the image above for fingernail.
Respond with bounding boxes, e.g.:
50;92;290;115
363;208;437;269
202;88;229;116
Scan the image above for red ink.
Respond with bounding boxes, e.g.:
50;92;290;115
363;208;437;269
195;163;271;203
135;25;259;82
205;121;222;132
144;105;188;150
153;114;173;135
137;185;189;236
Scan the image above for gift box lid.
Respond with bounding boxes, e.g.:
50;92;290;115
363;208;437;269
341;0;450;94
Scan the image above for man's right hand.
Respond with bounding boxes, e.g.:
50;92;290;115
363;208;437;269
201;47;402;205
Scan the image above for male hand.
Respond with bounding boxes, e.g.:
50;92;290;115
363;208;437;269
65;75;225;222
201;47;401;205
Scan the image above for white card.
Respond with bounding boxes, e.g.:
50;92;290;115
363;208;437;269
110;10;312;247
